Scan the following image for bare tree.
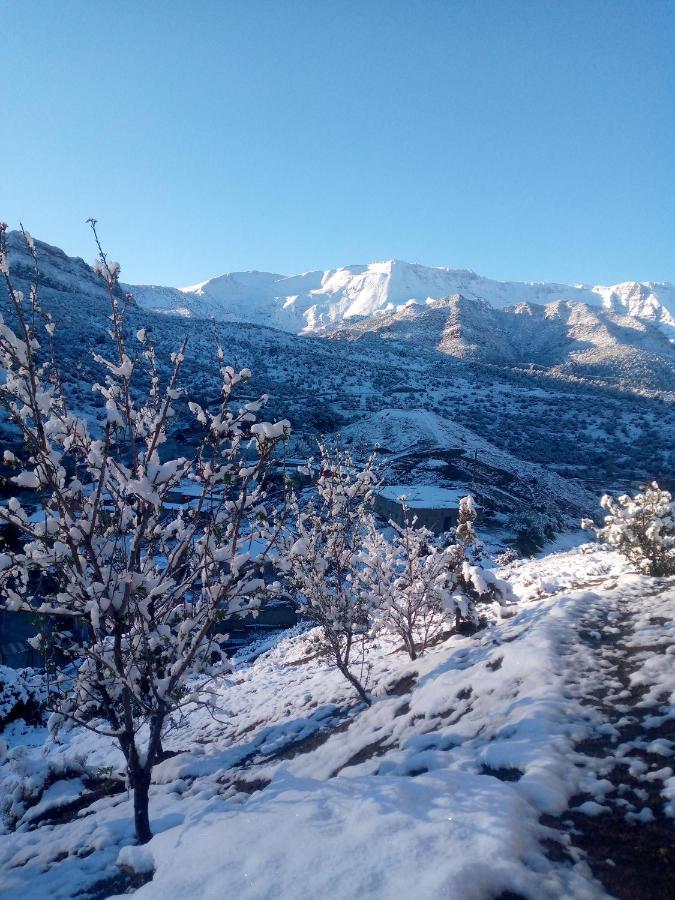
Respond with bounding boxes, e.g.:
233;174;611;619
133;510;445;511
280;444;377;704
0;223;289;842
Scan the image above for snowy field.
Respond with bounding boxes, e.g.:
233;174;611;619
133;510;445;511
1;542;673;899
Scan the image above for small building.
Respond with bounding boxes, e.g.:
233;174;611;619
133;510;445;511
373;484;470;534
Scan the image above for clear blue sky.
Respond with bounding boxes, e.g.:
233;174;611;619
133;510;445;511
2;0;674;286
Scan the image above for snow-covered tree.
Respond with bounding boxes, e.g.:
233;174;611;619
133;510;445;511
361;509;461;659
584;482;675;576
455;494;479;551
453;496;515;618
362;495;512;658
280;444;378;704
0;223;289;842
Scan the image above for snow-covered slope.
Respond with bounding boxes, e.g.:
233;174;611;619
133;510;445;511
130;258;675;336
336;408;595;525
329;294;675;389
2;545;674;899
4;231;675;502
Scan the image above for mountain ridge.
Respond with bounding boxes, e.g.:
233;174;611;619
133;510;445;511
5;231;674;337
326;293;675;390
127;256;675;337
4;230;675;540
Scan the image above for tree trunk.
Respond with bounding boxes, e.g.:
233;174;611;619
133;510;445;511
133;767;152;844
338;662;371;706
154;736;165;763
404;632;417;660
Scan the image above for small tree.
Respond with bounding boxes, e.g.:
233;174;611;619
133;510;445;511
361;508;461;659
280;444;377;704
583;482;675;576
0;223;289;842
453;496;515;623
455;494;479;552
362;495;510;657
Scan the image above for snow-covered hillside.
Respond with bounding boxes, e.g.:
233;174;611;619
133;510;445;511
129;258;675;336
338;408;594;518
329;294;675;389
1;544;674;899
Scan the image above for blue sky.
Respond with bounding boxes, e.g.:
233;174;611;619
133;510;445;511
2;0;674;286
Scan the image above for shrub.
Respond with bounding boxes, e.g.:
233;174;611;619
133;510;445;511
280;444;378;704
583;482;675;576
362;495;514;659
0;666;46;731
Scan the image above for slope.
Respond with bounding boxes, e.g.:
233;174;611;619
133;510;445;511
329;294;675;390
1;545;673;899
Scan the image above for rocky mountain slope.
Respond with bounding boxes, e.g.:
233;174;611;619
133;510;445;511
3;231;675;543
328;294;675;390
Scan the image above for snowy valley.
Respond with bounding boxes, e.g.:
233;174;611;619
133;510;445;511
4;0;673;895
3;231;675;548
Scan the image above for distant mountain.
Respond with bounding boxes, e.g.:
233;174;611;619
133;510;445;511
5;230;674;394
328;294;675;390
129;258;675;337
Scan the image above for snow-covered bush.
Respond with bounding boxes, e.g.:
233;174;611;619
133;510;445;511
0;223;289;842
584;482;675;576
363;495;513;658
455;494;479;551
280;444;378;704
0;665;46;730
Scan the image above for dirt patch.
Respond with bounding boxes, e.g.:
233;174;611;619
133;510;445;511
230;777;271;795
393;701;411;718
480;765;523;783
75;868;153;899
268;715;354;763
385;672;418;696
562;807;675;900
333;736;390;776
30;779;126;828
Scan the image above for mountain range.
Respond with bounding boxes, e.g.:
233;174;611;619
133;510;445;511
3;229;675;548
129;258;675;337
329;293;675;391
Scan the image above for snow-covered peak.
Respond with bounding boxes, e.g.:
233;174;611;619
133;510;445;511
130;257;675;338
592;281;675;328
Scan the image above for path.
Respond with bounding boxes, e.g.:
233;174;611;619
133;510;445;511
548;578;675;899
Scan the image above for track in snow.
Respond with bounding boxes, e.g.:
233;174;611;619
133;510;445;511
546;580;675;899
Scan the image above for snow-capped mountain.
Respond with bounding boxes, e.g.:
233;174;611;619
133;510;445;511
4;230;675;396
130;259;675;336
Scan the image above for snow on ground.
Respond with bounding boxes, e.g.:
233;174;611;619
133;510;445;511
0;544;673;899
377;484;466;507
